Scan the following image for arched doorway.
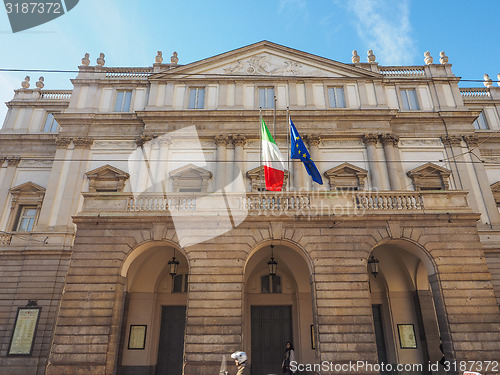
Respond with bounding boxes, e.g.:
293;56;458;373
118;242;189;375
368;240;445;373
244;241;315;375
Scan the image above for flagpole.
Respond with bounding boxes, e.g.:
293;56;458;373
259;108;263;191
273;95;277;139
287;107;290;192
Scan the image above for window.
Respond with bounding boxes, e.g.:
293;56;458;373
188;88;205;109
328;87;346;108
172;274;188;293
15;206;38;232
401;89;420;110
43;113;59;132
473;111;489;130
114;90;132;112
259;88;275;109
261;274;282;294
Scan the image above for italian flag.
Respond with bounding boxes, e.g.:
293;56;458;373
261;118;285;191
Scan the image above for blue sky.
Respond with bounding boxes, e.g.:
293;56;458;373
1;0;499;121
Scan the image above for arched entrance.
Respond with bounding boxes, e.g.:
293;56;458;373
244;241;315;375
118;241;189;375
368;240;446;373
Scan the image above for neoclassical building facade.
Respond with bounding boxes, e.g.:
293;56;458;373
0;41;499;375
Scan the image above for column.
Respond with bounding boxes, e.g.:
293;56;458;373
441;135;480;213
305;134;321;191
37;137;72;229
157;137;172;193
381;134;403;190
0;157;20;229
55;137;94;230
214;135;228;191
464;135;500;226
232;135;246;193
363;134;383;190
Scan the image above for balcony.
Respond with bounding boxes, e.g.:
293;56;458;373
79;190;472;218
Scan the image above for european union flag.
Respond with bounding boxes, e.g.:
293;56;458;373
289;118;323;185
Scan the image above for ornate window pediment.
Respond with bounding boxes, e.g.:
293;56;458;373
407;163;451;191
85;164;130;192
491;181;500;206
324;163;367;191
246;166;290;191
169;164;212;193
8;182;46;232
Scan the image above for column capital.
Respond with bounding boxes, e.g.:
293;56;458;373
380;133;399;146
232;134;247;147
73;137;94;148
54;136;72;148
135;135;155;147
463;135;480;148
441;135;462;146
304;134;321;146
215;135;229;146
7;157;21;166
362;133;379;146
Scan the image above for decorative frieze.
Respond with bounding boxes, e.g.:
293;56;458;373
93;140;137;150
399;139;442;147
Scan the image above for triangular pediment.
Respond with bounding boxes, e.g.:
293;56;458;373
170;164;212;179
407;162;451;177
151;41;380;80
491;181;500;192
85;164;129;179
9;181;46;194
324;162;367;177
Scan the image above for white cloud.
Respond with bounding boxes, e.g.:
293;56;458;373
347;0;415;65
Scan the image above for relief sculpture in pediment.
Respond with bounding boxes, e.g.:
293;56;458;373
224;54;303;76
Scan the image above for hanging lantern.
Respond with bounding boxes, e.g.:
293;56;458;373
168;249;180;278
267;245;278;276
368;255;379;277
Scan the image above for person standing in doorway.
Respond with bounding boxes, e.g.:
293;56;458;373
282;341;296;374
231;351;250;375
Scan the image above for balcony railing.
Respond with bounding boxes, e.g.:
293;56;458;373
39;90;72;100
379;66;426;77
105;67;153;78
80;190;471;217
460;88;491;99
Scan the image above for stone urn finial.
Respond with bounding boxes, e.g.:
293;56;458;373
21;76;30;89
96;53;105;67
352;50;360;63
497;73;500;87
171;52;178;64
367;49;376;63
424;51;433;65
155;51;163;64
439;51;449;64
484;74;493;88
35;77;44;89
81;53;90;66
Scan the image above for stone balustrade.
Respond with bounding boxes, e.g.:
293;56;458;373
104;67;153;78
460;87;492;99
80;190;472;217
39;90;72;100
379;66;426;77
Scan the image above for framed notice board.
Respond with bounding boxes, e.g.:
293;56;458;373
8;307;41;356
